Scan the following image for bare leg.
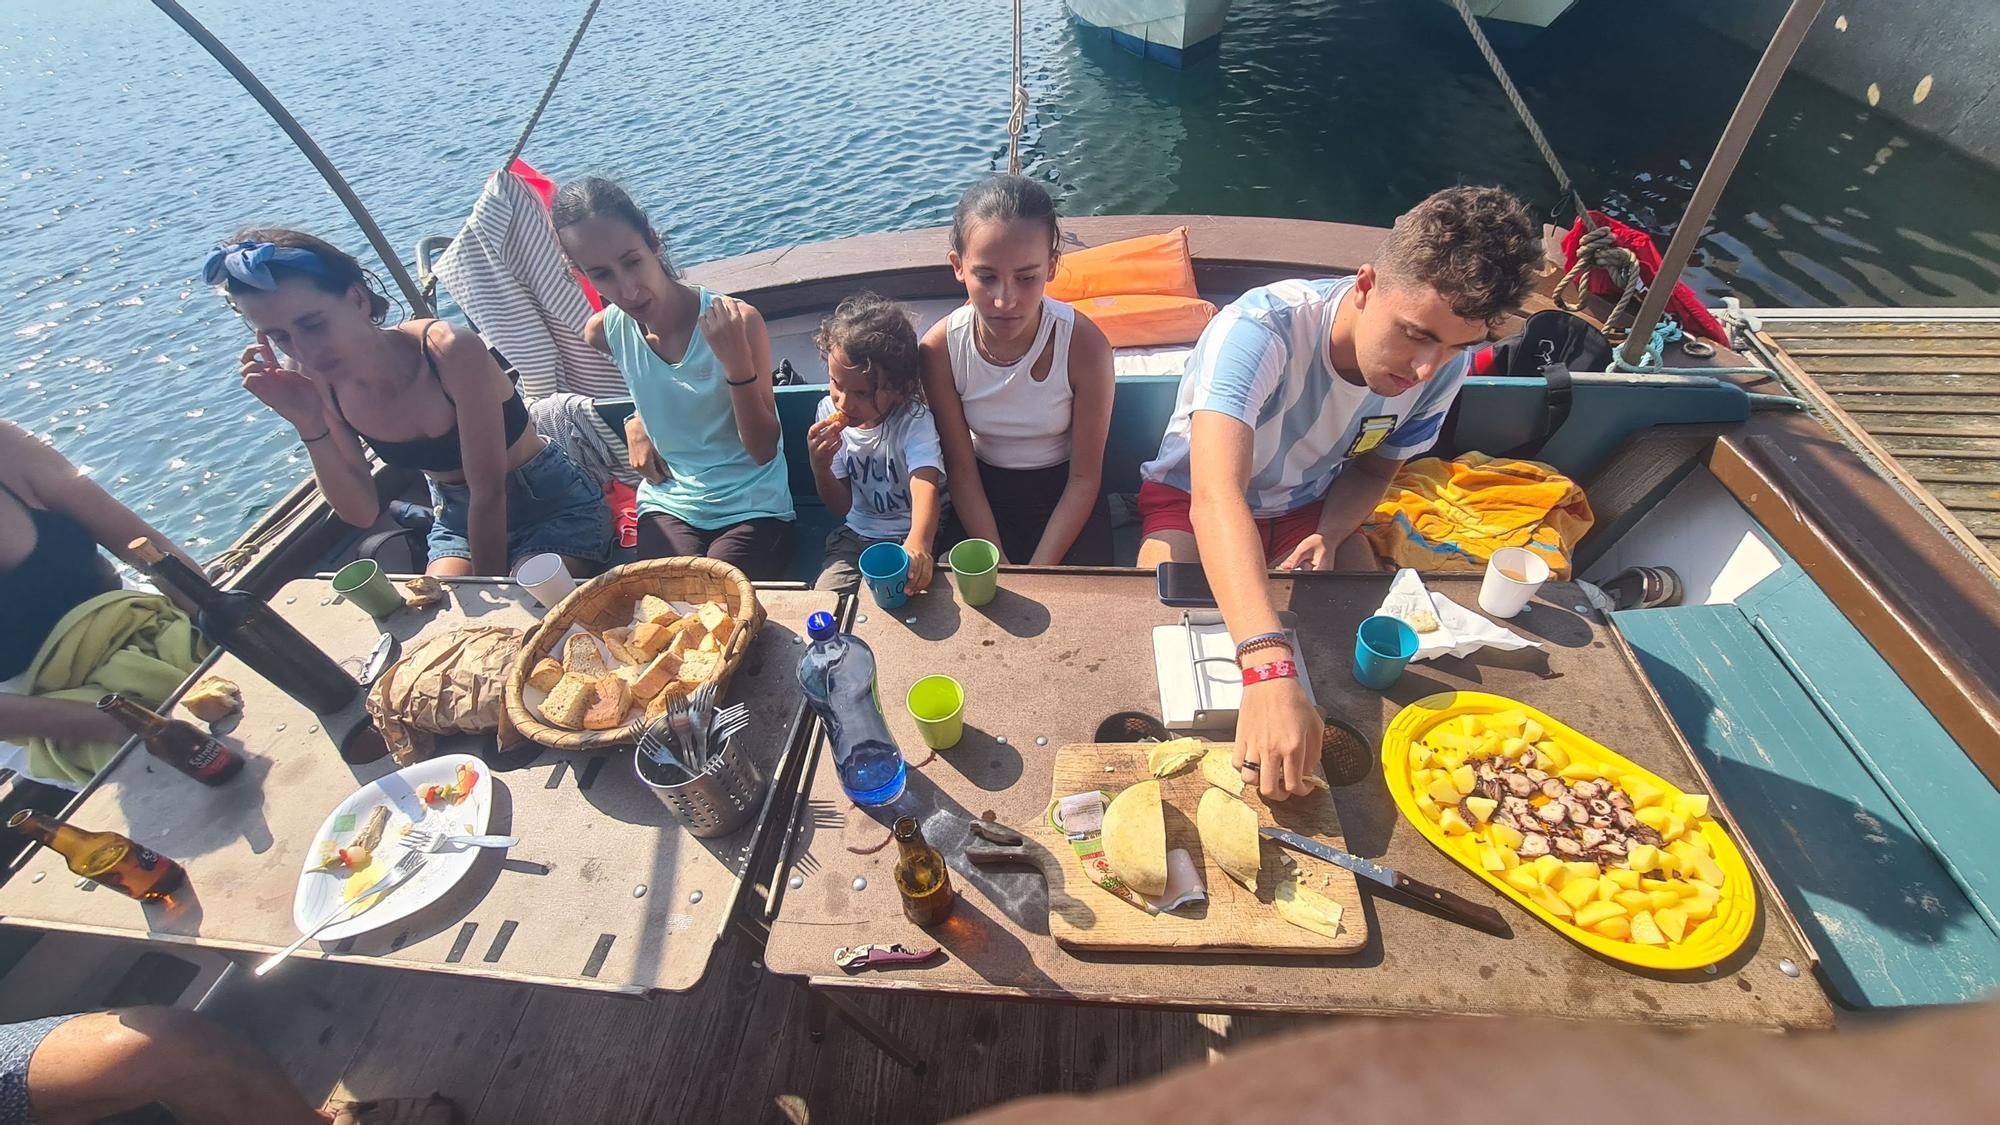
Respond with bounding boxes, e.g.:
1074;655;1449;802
559;554;599;577
27;1008;328;1125
1137;530;1199;569
424;555;476;578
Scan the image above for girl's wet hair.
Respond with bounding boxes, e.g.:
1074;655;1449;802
551;176;678;277
814;292;923;404
948;175;1061;256
219;228;391;322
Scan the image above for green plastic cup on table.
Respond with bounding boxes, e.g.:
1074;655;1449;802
906;675;966;750
332;559;402;618
949;538;1000;607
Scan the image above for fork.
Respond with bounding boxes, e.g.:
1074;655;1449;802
638;713;694;777
707;708;750;765
688;682;721;768
257;850;426;976
405;827;518;853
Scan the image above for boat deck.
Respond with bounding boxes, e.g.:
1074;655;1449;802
204;944;1315;1122
1749;310;2000;577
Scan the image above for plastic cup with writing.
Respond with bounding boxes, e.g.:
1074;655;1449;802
858;542;911;610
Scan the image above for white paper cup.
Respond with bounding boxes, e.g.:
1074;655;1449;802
512;552;576;611
1477;547;1550;619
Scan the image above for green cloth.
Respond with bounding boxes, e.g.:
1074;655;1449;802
21;589;207;785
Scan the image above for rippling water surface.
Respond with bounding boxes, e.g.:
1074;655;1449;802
5;0;1997;551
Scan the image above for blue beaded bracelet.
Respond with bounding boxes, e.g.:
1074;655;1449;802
1234;630;1288;656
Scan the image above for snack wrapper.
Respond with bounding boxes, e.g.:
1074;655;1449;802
1376;568;1540;662
1049;791;1207;915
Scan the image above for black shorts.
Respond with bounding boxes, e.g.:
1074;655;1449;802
635;513;797;581
944;458;1112;566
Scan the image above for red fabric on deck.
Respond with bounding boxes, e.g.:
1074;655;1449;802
508;158;603;312
1561;212;1726;343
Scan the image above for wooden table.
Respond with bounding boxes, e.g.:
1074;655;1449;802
0;578;835;996
762;571;1833;1029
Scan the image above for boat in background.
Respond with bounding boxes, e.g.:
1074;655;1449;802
1066;0;1580;69
1065;0;1235;67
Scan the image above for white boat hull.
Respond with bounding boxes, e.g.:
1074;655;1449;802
1065;0;1233;67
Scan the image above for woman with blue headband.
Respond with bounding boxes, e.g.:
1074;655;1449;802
209;229;612;577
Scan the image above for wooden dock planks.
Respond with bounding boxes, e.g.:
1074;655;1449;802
1756;313;2000;564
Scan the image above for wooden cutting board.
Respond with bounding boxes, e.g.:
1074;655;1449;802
1029;743;1368;955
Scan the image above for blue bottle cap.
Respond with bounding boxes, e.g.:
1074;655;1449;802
806;611;837;640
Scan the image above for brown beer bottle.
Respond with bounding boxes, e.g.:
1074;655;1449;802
6;811;186;901
891;816;955;926
98;694;243;785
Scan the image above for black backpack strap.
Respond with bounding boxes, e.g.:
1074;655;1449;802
1496;363;1574;460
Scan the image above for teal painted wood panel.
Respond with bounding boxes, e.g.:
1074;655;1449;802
1618;604;2000;1008
1737;566;2000;930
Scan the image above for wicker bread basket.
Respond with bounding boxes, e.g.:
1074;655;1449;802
504;557;764;751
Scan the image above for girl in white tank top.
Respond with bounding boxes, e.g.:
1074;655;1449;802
921;177;1116;566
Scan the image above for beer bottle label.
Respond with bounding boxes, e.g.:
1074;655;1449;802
132;846;162;870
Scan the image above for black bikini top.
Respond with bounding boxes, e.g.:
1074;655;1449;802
0;477;120;681
334;323;530;473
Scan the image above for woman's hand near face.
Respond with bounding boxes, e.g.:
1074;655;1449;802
239;332;322;432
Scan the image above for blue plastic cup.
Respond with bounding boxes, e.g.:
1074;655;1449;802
1353;614;1419;690
858;542;911;610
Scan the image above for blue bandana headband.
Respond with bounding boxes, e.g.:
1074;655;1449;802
202;240;335;290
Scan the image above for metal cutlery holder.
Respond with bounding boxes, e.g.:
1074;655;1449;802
633;733;764;838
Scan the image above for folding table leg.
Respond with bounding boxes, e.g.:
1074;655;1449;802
802;983;926;1073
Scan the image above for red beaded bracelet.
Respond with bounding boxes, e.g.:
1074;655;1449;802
1239;659;1299;686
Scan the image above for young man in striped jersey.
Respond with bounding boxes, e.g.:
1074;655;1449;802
1136;185;1541;802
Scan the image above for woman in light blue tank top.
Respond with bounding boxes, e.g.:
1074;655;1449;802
553;178;796;580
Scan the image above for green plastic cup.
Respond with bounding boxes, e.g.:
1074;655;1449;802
332;559;402;618
906;675;966;751
949;538;1000;607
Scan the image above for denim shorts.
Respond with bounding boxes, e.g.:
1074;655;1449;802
426;440;614;567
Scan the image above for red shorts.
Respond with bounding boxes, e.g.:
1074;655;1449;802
1136;481;1322;565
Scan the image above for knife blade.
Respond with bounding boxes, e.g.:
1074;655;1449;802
1260;827;1511;937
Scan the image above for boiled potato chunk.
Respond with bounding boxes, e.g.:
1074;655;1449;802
1464;796;1498;824
1629;910;1667;945
1596;879;1618;903
1489;821;1525;850
1558;763;1602;782
1493;709;1529;734
1641;877;1683;895
1426;774;1463;806
1273;877;1345;938
1690;852;1726;887
1407;746;1433;772
1594;916;1632;941
1648;890;1682;912
1530;885;1573;919
1558;878;1600;910
1415;792;1440;819
1634;807;1673;833
1676;793;1711;820
1521;719;1545;743
1605;869;1642;890
1614;890;1653;915
1439;807;1472;836
1681;896;1716;922
1450;765;1477;797
1562;861;1600;882
1478;844;1506;872
1626;844;1661;874
1531;855;1565;886
1500;737;1528;759
1535;740;1569;769
1655;907;1689;943
1628;780;1668;810
1573;900;1627;929
1504;868;1542;894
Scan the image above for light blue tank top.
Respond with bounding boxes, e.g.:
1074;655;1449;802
603;288;795;529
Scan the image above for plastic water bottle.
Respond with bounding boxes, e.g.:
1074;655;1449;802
797;612;907;807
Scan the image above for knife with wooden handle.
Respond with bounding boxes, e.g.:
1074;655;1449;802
1261;827;1512;937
